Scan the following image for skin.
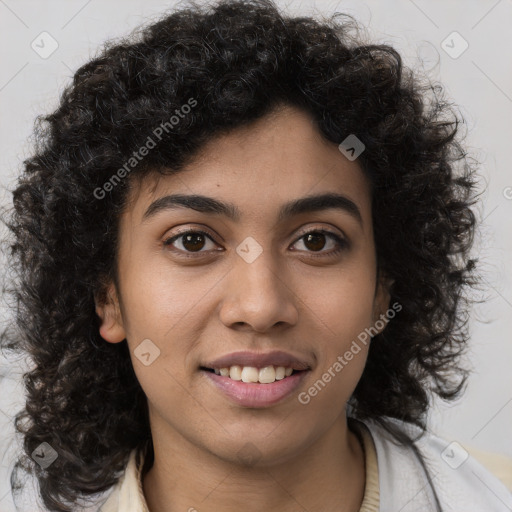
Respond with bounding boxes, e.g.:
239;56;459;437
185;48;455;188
96;104;391;512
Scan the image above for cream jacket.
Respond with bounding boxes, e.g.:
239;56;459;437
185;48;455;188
97;418;512;512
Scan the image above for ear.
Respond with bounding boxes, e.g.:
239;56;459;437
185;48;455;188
94;282;126;344
372;270;395;335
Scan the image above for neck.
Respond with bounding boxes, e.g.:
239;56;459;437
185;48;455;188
142;414;366;512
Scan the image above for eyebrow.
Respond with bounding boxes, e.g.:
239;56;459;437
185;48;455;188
142;192;363;226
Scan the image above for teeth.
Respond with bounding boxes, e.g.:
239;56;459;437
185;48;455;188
258;366;276;384
275;366;285;380
214;365;296;384
229;365;242;381
241;366;259;383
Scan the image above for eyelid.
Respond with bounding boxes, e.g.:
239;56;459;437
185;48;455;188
163;227;218;247
163;224;346;246
163;224;219;241
293;223;347;242
290;227;349;257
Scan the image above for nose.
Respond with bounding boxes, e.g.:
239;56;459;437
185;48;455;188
219;252;299;333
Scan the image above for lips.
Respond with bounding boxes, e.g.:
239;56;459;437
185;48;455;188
200;350;313;407
204;370;309;407
202;350;312;372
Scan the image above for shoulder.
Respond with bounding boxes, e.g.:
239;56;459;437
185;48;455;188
356;417;512;512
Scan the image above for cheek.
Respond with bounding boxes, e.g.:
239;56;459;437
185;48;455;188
294;263;375;404
120;256;212;344
120;261;228;404
299;265;377;346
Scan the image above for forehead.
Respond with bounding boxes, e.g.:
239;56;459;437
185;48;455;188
124;105;372;228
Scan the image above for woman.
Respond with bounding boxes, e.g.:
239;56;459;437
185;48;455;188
1;0;511;511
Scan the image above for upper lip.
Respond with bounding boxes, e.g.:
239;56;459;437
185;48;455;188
202;350;312;371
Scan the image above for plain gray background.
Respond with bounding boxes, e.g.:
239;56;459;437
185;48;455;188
1;0;511;510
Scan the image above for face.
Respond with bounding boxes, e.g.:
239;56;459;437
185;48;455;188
96;104;391;466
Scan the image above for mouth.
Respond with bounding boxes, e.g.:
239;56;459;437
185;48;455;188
200;350;313;407
200;365;311;408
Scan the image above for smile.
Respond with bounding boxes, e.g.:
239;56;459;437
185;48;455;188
203;364;295;383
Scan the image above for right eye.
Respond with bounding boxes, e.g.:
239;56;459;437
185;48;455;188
163;229;222;257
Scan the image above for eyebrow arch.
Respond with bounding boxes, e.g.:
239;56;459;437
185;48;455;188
142;192;363;226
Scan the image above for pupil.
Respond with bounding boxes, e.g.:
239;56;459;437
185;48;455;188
304;233;325;252
183;233;205;252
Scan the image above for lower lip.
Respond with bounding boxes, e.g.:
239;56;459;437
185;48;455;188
203;370;309;408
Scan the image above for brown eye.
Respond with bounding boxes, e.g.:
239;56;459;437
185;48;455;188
291;229;349;257
181;232;207;252
303;232;327;252
164;230;219;255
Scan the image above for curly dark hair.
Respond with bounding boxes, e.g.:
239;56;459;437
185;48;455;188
0;0;481;510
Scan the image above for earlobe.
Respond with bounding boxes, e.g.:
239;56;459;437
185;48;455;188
94;284;126;344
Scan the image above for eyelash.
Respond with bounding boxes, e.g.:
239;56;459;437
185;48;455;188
163;228;349;259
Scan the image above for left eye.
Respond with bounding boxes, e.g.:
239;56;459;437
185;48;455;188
291;230;348;255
